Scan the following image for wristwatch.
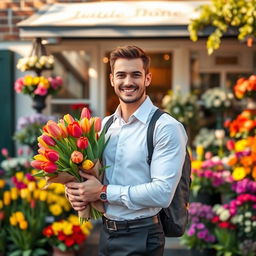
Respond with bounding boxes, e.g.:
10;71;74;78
99;185;108;202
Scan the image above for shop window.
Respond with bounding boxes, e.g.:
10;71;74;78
50;51;91;117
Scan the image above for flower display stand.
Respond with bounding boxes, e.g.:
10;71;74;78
32;95;47;113
190;248;216;256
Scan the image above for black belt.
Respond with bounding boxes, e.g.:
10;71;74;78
102;215;159;231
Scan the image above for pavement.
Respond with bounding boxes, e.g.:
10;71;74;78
81;221;192;256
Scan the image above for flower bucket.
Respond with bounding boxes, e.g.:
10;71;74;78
52;247;76;256
32;95;47;113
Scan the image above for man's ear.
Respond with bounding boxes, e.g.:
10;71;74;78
145;72;152;87
110;73;114;87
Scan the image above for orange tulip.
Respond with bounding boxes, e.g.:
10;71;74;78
64;114;75;125
67;122;82;138
80;107;91;120
80;118;90;134
90;117;102;132
71;151;83;164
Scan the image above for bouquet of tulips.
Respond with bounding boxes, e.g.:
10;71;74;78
31;107;109;222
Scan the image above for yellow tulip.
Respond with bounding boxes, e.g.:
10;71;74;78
15;172;24;182
15;211;25;222
10;215;18;226
52;222;63;235
37;179;47;189
3;191;11;206
191;160;202;170
33;189;40;200
53;184;65;194
63;114;74;125
0;200;3;209
20;188;29;199
39;190;48;201
82;159;94;171
84;221;93;230
0;179;5;188
81;225;90;236
27;182;36;192
68;215;79;225
196;145;204;161
34;154;48;162
11;187;18;200
19;220;28;230
49;204;62;216
63;222;73;235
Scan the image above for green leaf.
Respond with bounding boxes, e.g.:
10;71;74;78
33;248;48;256
9;250;22;256
58;243;67;252
22;250;32;256
33;171;45;177
86;141;95;160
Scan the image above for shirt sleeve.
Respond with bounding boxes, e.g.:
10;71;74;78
106;119;187;210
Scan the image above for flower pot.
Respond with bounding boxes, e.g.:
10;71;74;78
52;247;76;256
190;248;216;256
32;95;47;113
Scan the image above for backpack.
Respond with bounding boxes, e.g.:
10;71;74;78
104;108;191;237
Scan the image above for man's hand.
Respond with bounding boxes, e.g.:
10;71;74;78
65;172;103;211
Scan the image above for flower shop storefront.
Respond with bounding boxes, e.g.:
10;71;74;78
0;1;256;256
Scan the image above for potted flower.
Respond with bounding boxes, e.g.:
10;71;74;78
42;215;93;256
13;114;56;154
180;202;216;255
233;75;256;101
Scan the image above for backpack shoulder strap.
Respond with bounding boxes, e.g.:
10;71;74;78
147;108;165;165
103;115;115;133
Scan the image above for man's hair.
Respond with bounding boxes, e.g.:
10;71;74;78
109;45;151;74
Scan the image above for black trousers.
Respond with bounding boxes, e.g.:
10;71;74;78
98;221;165;256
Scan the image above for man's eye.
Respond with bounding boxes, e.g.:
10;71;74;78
133;73;141;78
116;74;125;78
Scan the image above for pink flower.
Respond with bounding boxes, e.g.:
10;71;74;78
34;86;48;96
1;148;9;157
17;148;23;156
49;76;63;90
14;78;24;93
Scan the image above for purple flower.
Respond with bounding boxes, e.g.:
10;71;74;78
197;230;208;239
187;227;196;236
196;223;205;229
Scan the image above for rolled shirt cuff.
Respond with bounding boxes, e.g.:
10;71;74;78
107;184;129;206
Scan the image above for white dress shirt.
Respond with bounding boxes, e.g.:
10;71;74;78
102;96;187;221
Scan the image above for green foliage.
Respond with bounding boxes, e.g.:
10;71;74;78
189;0;256;54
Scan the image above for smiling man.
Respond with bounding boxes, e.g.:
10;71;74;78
65;45;187;256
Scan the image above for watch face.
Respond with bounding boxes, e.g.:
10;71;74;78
100;192;107;201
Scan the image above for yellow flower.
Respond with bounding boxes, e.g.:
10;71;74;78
15;211;25;222
19;220;28;230
232;167;247;181
20;188;29;199
39;190;48;201
82;160;94;170
37;179;47;189
63;222;73;235
33;76;40;84
33;189;40;200
52;222;63;235
68;215;79;225
15;172;24;182
11;187;18;200
0;179;5;188
235;139;248;152
24;75;33;86
49;204;62;216
10;215;17;226
84;221;93;230
3;191;11;205
0;200;3;209
27;182;36;192
34;154;48;162
63;202;71;212
39;77;50;89
191;160;202;170
196;145;204;160
31;169;38;176
81;225;90;236
53;184;65;194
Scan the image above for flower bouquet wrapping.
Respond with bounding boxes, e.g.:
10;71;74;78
31;108;109;222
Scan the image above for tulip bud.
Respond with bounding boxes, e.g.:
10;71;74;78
71;151;84;164
0;210;4;220
77;137;89;150
45;120;63;138
80;107;91;120
27;182;36;192
0;201;3;210
82;160;94;170
19;220;28;230
31;160;44;170
58;119;68;138
11;187;18;200
10;216;18;226
94;117;102;133
41;134;56;146
15;211;25;222
39;190;48;201
0;179;5;188
41;162;58;173
3;191;11;205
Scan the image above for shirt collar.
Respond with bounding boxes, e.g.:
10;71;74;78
113;96;155;124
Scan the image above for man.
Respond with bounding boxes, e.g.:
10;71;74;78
65;45;187;256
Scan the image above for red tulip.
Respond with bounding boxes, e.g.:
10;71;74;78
41;134;56;146
77;137;89;150
80;107;91;120
31;160;44;170
71;151;83;164
45;149;59;162
41;161;58;173
67;122;82;138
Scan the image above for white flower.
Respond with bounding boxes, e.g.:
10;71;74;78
219;209;230;221
245;220;251;226
244;226;251;233
252;221;256;227
244;212;252;218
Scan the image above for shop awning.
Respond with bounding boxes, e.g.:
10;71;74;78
18;1;209;38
